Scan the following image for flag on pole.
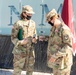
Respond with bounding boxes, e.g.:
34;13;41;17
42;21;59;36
61;0;76;56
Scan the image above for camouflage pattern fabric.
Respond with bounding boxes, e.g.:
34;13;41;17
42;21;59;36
13;41;35;75
47;23;73;75
53;66;71;75
11;19;36;75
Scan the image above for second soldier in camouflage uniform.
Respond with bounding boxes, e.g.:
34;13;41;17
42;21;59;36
11;5;37;75
46;9;73;75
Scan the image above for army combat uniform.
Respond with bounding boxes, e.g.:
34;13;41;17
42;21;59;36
11;19;37;75
47;23;73;75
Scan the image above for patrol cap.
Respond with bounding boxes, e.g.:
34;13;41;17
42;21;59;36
46;9;57;21
22;5;35;14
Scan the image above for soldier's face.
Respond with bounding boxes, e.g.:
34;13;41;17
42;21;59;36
48;17;54;26
48;21;54;26
26;13;32;16
23;12;32;20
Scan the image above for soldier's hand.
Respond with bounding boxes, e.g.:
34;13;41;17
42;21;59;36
20;39;28;45
49;57;56;63
32;38;37;43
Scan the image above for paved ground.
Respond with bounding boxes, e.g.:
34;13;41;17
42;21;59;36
0;69;53;75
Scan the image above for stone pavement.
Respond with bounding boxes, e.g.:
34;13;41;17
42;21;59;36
0;69;53;75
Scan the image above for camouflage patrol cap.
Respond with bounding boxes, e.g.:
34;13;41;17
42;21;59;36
46;9;57;21
22;5;35;14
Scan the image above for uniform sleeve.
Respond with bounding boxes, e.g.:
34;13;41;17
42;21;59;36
54;28;72;58
33;22;38;39
47;37;51;55
11;21;21;45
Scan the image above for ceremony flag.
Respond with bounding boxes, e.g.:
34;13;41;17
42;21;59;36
61;0;76;56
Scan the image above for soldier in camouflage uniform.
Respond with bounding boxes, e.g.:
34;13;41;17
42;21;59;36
46;9;73;75
11;5;37;75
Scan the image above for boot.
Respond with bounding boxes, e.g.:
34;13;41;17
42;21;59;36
26;71;32;75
